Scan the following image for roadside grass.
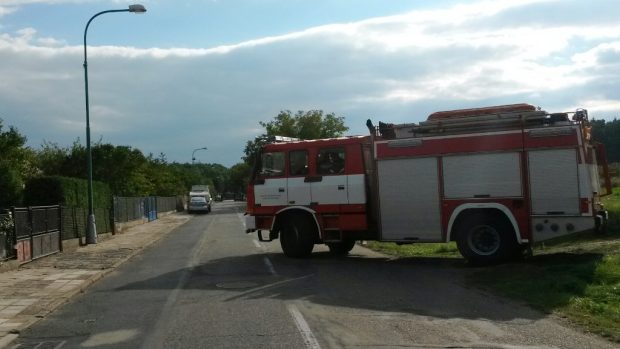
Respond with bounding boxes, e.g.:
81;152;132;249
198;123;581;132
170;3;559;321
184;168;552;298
365;187;620;342
604;186;620;233
365;241;461;258
471;243;620;342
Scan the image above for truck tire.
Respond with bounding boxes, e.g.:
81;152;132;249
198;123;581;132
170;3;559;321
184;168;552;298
279;214;316;258
327;239;356;256
456;213;518;265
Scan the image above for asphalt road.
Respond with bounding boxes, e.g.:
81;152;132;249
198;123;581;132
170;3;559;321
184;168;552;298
12;202;616;349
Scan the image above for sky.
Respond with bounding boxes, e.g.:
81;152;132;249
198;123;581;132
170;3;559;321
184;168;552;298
0;0;619;167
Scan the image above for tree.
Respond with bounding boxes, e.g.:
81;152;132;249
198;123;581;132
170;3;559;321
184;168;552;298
229;162;251;194
36;141;70;177
591;118;620;163
91;144;153;196
243;110;348;165
144;153;186;196
36;140;163;196
0;119;36;208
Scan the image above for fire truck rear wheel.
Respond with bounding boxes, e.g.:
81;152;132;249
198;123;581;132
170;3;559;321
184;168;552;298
327;239;356;255
456;213;518;265
279;214;316;258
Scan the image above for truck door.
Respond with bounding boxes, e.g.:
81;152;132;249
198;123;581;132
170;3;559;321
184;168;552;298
253;151;288;207
287;150;312;205
311;147;348;205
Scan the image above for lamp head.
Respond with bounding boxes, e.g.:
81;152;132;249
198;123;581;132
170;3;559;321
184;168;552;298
128;4;147;13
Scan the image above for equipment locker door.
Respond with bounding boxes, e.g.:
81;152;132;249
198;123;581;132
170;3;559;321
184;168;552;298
378;157;442;241
528;149;580;215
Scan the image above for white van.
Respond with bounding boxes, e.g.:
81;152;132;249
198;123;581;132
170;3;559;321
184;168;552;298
188;185;212;213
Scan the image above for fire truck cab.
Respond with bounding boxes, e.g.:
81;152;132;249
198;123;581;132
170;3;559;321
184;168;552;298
245;104;611;264
246;136;373;256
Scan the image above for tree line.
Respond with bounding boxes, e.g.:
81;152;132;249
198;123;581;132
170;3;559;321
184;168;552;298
0;118;250;209
591;118;620;163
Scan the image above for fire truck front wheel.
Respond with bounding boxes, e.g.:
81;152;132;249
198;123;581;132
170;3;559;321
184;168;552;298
456;213;518;265
279;214;316;258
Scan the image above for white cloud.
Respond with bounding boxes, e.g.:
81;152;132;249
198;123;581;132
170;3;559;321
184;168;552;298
575;99;620;115
0;5;15;17
37;36;65;46
1;0;619;166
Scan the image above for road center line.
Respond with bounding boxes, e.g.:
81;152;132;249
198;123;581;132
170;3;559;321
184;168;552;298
287;304;322;349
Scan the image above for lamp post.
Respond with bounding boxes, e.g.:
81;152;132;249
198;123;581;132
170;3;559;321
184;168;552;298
83;4;146;245
192;147;208;164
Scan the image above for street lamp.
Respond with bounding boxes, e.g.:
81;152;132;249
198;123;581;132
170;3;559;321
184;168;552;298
83;4;146;245
192;147;208;164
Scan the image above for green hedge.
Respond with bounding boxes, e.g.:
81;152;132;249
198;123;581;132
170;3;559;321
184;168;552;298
24;176;111;208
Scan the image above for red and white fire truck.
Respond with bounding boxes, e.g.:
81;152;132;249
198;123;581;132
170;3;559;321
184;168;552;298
244;104;612;264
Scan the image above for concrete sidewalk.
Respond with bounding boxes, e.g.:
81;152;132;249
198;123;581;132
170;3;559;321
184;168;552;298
0;213;192;349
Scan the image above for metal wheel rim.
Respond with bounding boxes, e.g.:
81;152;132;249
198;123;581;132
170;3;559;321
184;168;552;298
467;224;500;256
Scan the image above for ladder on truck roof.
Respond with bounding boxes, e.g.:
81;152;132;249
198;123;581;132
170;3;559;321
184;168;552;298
380;105;574;139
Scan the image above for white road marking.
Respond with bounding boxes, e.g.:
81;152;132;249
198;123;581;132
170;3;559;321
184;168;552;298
236;212;246;227
287;304;322;349
224;274;314;301
253;239;262;248
11;340;66;349
263;256;277;276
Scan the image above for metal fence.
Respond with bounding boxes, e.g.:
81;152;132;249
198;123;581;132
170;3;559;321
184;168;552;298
114;197;144;223
0;196;180;263
13;205;62;263
113;196;178;224
157;196;178;214
61;207;113;240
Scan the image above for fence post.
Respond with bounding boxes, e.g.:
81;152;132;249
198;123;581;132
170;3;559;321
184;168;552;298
112;197;117;234
111;198;114;234
28;206;34;263
59;206;63;252
10;207;16;260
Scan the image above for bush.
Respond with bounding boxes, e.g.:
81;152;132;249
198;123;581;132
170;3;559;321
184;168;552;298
23;176;111;208
0;212;15;255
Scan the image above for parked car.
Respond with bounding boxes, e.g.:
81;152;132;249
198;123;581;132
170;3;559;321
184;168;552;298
188;196;211;213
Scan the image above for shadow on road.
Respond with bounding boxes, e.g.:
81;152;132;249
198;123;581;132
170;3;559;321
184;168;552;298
115;248;561;322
